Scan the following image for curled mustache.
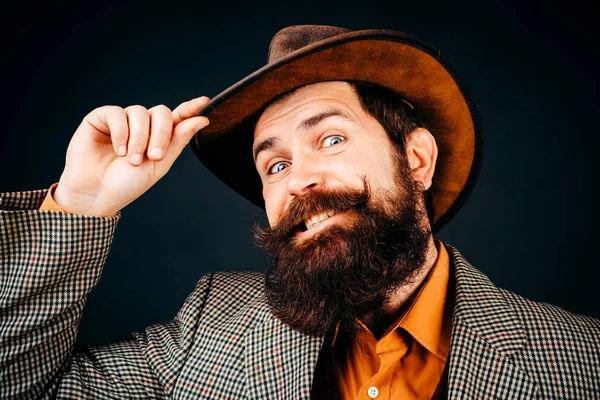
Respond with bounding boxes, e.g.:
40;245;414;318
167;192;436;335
253;177;371;245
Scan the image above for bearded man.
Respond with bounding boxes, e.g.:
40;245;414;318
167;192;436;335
1;25;598;400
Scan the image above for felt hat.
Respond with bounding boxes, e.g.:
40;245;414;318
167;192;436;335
190;24;483;232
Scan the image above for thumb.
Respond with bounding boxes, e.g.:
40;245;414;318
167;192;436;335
160;116;210;166
172;96;211;125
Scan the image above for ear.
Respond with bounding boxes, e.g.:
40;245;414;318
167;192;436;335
406;128;438;190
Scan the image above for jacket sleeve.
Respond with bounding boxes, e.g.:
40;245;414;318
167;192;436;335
0;189;212;399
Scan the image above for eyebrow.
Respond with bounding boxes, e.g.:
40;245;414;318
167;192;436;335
253;137;280;163
253;109;354;162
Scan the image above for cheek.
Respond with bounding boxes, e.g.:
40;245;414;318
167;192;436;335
371;156;397;184
346;149;398;192
339;148;390;180
263;185;285;227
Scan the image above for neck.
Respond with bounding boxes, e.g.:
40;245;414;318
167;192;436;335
363;235;439;339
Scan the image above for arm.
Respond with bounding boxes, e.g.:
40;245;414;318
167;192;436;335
0;188;119;398
0;189;213;399
1;95;211;399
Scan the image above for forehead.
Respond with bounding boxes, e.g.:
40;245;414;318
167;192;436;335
254;81;362;140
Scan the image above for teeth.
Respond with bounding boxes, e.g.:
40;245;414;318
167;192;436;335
304;210;337;230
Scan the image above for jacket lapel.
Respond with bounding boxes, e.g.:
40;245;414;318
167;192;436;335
445;243;538;399
244;305;324;400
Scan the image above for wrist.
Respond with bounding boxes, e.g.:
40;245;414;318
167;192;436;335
53;184;116;217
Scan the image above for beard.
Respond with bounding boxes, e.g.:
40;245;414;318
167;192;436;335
252;174;431;337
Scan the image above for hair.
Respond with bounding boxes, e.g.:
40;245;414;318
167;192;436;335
348;81;433;223
260;80;434;224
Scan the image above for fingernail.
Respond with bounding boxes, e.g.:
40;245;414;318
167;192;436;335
149;147;164;159
196;118;209;130
130;153;143;165
118;145;126;156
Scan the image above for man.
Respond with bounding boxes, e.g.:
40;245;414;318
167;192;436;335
1;24;598;400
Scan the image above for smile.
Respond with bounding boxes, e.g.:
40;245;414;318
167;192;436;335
304;210;338;230
294;209;353;239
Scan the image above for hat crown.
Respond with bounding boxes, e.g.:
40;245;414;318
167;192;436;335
267;25;351;62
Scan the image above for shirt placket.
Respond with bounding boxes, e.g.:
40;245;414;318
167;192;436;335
355;330;409;400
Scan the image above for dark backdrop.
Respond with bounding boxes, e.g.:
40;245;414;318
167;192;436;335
1;0;598;345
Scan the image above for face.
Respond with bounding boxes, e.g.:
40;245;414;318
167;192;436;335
254;81;401;233
251;81;432;336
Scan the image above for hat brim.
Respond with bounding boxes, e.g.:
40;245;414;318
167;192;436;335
190;29;483;232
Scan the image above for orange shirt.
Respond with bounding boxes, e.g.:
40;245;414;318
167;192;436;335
317;239;453;400
39;183;117;216
40;183;453;399
40;183;73;213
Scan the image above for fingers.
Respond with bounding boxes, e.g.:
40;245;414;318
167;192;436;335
124;105;150;165
151;95;210;167
172;96;211;125
145;96;210;164
147;105;173;161
87;97;210;167
85;106;129;156
160;115;210;167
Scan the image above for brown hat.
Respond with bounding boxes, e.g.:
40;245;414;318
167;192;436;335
190;25;483;232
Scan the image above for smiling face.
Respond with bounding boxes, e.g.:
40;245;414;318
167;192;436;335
254;81;402;235
251;81;435;336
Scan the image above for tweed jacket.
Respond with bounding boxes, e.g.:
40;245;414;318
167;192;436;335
1;188;599;400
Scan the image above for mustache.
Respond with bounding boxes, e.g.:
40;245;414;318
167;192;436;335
254;177;371;241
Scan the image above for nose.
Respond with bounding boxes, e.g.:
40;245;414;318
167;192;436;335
286;159;325;197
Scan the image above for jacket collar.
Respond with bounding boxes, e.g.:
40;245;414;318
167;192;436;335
446;242;528;354
444;242;539;399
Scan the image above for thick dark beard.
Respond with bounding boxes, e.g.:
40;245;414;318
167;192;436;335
252;176;431;337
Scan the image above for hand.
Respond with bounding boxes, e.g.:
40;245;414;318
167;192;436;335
53;96;210;217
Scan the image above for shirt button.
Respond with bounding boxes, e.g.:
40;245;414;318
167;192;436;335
367;386;379;399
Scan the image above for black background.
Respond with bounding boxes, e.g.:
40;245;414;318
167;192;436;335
1;0;598;345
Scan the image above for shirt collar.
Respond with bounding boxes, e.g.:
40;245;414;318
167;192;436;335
398;239;451;360
330;239;452;361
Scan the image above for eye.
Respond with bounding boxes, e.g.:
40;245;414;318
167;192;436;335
267;161;290;175
322;135;345;148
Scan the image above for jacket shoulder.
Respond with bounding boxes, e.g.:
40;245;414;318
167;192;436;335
444;241;599;337
499;287;600;341
207;270;266;303
500;288;600;397
188;270;270;328
445;242;600;398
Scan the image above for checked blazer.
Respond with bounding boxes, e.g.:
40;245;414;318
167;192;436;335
1;188;599;400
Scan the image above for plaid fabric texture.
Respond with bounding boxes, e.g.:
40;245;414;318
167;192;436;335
1;189;599;399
